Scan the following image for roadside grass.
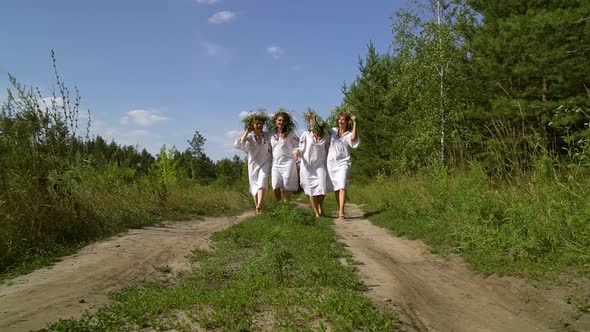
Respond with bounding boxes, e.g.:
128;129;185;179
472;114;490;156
44;204;397;331
349;166;590;281
0;176;251;283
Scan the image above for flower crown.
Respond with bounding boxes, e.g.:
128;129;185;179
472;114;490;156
303;108;326;136
328;105;356;131
267;108;297;135
241;108;270;130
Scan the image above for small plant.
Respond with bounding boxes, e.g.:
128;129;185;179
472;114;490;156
154;265;172;274
565;294;590;313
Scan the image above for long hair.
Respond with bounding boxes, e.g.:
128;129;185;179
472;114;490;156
328;105;355;132
268;108;297;138
303;108;326;137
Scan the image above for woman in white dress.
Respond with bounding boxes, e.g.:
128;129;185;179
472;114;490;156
234;112;271;214
294;110;330;217
269;109;299;202
327;110;359;219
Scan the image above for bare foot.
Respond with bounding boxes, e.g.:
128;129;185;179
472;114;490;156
256;206;262;215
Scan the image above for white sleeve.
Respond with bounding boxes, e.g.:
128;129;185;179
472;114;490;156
290;132;300;151
234;135;250;152
294;132;306;155
344;133;360;149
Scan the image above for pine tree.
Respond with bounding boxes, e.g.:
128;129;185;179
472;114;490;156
465;0;590;148
343;42;400;176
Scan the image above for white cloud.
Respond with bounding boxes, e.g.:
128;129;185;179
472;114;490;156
208;11;236;24
194;0;219;4
38;96;64;109
224;130;242;138
239;111;251;119
120;110;168;126
267;46;283;59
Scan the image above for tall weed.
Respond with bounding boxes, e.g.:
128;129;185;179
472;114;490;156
0;56;251;277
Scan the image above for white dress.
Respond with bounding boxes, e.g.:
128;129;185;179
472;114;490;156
327;128;360;191
270;131;299;192
296;131;330;196
234;131;271;196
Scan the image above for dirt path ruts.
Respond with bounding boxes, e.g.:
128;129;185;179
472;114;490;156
334;204;590;332
0;211;254;332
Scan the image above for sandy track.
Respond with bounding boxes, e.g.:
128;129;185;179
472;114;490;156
334;204;590;332
0;211;253;332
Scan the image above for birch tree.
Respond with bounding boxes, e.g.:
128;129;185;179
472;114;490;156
391;0;468;165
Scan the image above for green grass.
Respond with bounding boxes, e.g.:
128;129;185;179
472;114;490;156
350;165;590;280
0;171;251;282
44;204;398;331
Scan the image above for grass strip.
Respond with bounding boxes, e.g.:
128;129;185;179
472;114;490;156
44;203;398;331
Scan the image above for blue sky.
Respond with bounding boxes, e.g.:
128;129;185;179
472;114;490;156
0;0;405;161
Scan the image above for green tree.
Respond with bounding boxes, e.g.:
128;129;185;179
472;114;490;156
343;42;400;176
464;0;590;156
214;155;245;187
150;145;178;185
187;131;206;159
183;131;216;181
391;0;470;166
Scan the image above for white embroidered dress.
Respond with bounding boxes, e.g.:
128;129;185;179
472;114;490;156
234;131;272;196
327;127;360;191
296;131;330;196
270;131;299;192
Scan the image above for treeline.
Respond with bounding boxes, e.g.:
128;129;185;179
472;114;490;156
345;1;590;279
0;54;248;274
344;0;590;178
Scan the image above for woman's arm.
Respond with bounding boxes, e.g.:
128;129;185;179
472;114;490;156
350;115;358;143
294;132;306;159
235;126;252;151
241;125;252;143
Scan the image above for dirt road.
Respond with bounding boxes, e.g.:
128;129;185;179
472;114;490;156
334;203;590;332
1;205;588;332
0;212;254;332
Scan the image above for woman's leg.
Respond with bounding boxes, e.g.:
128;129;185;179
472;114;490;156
317;195;325;216
252;194;258;212
337;189;346;219
256;189;265;213
309;195;320;217
283;190;292;202
273;188;282;201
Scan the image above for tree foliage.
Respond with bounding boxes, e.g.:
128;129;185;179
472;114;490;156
341;0;590;176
